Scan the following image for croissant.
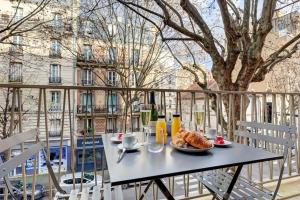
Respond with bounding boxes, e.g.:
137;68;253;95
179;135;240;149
185;132;212;149
172;129;188;147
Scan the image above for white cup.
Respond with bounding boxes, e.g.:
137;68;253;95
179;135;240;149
122;133;138;149
207;128;217;139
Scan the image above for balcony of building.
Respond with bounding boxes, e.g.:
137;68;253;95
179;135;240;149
0;84;299;200
8;74;23;83
8;45;23;56
49;76;62;84
76;105;123;116
81;79;94;86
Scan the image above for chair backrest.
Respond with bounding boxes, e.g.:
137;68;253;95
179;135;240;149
0;128;40;179
0;128;66;198
234;121;296;199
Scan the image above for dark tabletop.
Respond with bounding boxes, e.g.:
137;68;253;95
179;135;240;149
102;134;283;186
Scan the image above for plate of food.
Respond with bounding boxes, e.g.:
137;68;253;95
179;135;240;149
212;136;232;147
171;129;214;153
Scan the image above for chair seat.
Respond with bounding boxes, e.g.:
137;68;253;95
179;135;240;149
197;170;274;200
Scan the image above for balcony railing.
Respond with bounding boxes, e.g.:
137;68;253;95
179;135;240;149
81;79;94;86
49;130;61;137
77;105;121;114
49;76;62;84
77;53;94;62
9;45;23;55
49;50;62;58
8;75;23;83
1;84;300;199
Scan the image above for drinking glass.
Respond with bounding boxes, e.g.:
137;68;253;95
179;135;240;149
147;128;164;153
193;104;205;131
140;104;151;142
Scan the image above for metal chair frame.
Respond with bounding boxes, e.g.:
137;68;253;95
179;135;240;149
0;128;66;199
197;121;296;200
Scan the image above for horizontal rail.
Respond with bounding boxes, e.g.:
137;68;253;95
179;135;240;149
1;83;300;95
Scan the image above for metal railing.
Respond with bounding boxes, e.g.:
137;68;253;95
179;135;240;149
0;83;299;199
81;79;94;86
49;76;62;84
8;75;23;83
77;105;121;114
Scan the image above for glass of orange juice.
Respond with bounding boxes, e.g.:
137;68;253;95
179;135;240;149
156;115;167;144
171;114;181;141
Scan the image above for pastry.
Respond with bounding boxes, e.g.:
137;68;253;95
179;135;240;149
185;132;212;149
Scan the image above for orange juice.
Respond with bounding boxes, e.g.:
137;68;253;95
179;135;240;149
156;116;167;144
171;114;181;141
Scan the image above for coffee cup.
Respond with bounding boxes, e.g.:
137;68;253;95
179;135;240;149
207;128;217;139
122;133;138;149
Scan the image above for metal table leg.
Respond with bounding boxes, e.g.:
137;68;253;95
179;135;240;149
138;180;153;200
154;179;175;200
222;165;243;200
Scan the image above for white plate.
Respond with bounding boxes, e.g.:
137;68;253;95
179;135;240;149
212;140;232;147
170;142;214;153
117;143;142;151
110;136;122;143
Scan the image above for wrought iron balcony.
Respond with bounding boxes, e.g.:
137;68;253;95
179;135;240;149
81;79;94;86
49;50;62;58
77;105;121;114
49;76;62;84
49;131;61;137
8;75;23;83
9;45;23;55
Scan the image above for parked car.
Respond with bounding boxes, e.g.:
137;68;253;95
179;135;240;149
59;172;102;194
0;181;45;200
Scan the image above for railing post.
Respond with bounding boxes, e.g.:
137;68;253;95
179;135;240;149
31;88;42;200
43;89;52;198
17;88;27;200
68;89;76;189
90;89;98;185
297;94;300;174
58;89;67;183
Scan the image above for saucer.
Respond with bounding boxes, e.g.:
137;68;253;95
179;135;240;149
110;136;122;143
212;140;232;147
117;143;142;151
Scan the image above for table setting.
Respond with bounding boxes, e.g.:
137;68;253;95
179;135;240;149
102;95;283;200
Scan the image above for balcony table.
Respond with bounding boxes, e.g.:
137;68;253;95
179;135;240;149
102;133;283;200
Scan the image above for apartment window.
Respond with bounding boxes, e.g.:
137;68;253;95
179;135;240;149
9;63;22;82
131;49;139;65
132;117;139;132
168;75;173;84
107;71;116;85
107;93;117;112
52;13;62;27
130;71;140;87
107;118;116;133
81;69;93;85
83;45;92;61
108;47;117;62
278;19;285;31
168;99;172;108
12;7;23;22
50;39;61;56
83;118;92;133
80;92;93;112
49;119;61;137
12;35;22;46
49;64;61;83
51;91;61;105
85;20;93;35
